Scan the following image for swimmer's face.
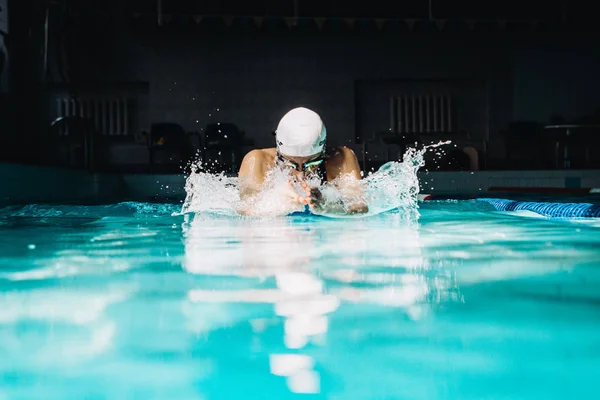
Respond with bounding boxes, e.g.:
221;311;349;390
278;152;324;177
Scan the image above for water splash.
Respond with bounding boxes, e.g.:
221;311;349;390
180;142;451;218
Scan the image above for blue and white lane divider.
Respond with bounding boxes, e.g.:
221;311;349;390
417;194;600;218
476;198;600;218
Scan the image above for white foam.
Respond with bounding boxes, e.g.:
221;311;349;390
179;142;447;218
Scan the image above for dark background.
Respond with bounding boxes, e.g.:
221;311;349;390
1;0;599;173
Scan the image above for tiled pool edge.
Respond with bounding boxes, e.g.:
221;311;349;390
2;163;600;204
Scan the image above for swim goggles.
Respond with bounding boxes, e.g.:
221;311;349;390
277;151;325;172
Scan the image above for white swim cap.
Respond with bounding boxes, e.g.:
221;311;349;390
275;107;327;157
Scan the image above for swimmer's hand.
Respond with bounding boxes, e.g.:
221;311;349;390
287;180;311;207
302;181;368;215
300;182;325;211
236;181;309;216
297;181;334;214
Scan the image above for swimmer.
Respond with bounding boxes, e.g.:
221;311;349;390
238;107;368;216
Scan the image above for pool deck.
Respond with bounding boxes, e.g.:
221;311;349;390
1;162;600;204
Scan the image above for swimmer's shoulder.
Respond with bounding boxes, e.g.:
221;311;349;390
326;146;358;163
325;146;361;179
240;148;277;176
242;148;277;163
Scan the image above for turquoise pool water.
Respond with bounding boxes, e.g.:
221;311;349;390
1;200;599;399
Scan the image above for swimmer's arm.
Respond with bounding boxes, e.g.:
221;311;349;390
338;147;368;214
238;151;309;216
318;147;368;214
236;150;266;215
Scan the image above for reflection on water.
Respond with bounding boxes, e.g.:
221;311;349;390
182;213;461;395
2;201;599;398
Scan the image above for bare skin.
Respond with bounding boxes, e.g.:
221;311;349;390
237;146;368;216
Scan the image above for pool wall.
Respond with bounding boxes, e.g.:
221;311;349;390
419;169;600;194
0;163;124;204
1;162;600;204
